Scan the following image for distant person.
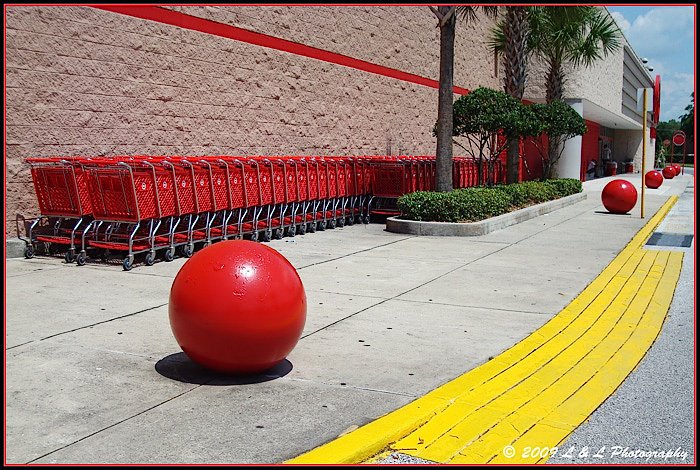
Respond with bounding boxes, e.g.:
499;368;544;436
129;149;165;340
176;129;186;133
602;144;612;161
586;159;597;178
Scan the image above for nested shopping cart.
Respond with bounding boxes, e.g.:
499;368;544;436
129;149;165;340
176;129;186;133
291;157;314;235
206;157;245;242
23;157;94;262
80;158;177;270
366;156;409;218
283;157;307;237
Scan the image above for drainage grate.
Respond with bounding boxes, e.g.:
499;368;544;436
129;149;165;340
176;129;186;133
645;232;694;247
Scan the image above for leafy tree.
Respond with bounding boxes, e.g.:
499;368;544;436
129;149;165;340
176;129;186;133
529;100;587;179
679;92;694;158
448;87;543;186
431;6;498;192
655;119;680;154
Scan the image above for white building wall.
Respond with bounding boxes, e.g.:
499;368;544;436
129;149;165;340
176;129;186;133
556;99;584;179
613;127;654;172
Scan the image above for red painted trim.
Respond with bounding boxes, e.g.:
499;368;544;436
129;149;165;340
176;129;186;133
92;5;470;95
653;74;660;124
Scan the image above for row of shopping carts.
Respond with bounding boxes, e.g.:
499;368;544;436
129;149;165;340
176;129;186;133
22;155;503;270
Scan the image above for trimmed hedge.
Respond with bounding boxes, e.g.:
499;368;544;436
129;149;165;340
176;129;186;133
397;178;582;223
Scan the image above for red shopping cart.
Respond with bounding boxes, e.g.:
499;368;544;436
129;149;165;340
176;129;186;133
24;157;94;262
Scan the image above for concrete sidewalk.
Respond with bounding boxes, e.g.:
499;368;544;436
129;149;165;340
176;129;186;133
5;172;693;464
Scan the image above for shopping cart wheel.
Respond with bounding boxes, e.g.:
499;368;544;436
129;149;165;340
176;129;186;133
298;224;306;235
318;221;326;231
348;216;355;226
273;228;284;240
64;249;76;263
123;256;134;271
164;247;175;262
24;245;34;259
307;222;316;233
250;231;259;242
183;243;194;258
338;217;345;228
329;219;337;229
363;216;370;224
262;230;272;242
145;251;156;266
76;252;87;266
287;225;296;237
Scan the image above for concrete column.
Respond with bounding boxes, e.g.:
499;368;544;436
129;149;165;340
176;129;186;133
555;99;584;179
646;132;655;170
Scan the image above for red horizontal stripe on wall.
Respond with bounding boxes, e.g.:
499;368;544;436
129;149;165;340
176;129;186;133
92;5;470;95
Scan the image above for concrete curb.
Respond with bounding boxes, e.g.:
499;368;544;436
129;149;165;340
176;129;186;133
5;238;27;259
386;192;587;236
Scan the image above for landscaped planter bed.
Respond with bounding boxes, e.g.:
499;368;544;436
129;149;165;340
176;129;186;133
387;192;586;236
387;179;587;236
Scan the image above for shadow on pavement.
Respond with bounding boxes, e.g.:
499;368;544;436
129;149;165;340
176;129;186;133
155;352;293;385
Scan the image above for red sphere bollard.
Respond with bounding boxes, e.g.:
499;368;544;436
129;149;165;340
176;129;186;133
644;170;664;189
672;163;681;176
169;240;307;374
601;179;638;214
662;166;675;179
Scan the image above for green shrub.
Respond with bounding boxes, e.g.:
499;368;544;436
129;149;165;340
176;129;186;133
455;187;512;221
397;179;582;222
543;178;583;198
493;183;530;207
521;181;557;203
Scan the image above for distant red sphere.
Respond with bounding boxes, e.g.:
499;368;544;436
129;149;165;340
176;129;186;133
601;179;638;214
169;240;306;374
644;170;663;189
672;163;681;176
662;166;675;179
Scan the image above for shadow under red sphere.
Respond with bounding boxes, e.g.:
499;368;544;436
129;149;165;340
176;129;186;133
601;179;638;214
644;170;663;189
662;166;675;179
169;240;306;375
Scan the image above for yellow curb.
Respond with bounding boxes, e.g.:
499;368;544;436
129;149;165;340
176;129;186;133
285;196;681;465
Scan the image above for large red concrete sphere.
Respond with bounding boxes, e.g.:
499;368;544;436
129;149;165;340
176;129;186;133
672;163;682;176
601;179;638;214
169;240;306;374
645;170;664;189
662;166;676;179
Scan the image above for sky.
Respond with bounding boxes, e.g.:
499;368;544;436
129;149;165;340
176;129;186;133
606;5;695;122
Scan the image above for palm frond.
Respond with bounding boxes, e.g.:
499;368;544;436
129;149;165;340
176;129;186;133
456;6;498;24
487;21;507;54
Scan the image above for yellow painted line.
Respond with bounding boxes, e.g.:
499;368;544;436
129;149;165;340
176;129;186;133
391;249;652;459
401;250;665;463
493;252;683;464
285;196;680;464
286;396;449;464
458;252;675;464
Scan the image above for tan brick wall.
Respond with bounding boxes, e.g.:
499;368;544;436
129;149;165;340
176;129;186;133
5;6;499;237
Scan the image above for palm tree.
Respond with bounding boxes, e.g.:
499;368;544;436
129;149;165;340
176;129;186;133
492;6;622;176
528;6;622;103
491;7;529;184
530;7;621;171
431;6;497;192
